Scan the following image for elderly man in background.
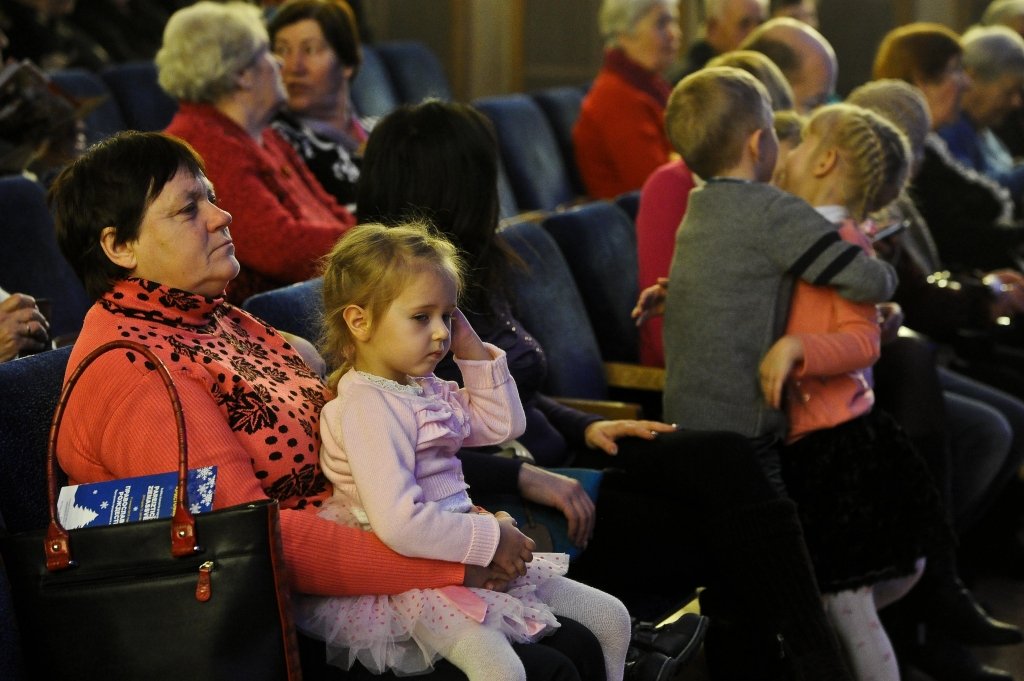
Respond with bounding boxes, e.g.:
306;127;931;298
739;16;837;113
769;0;818;27
938;24;1024;211
670;0;766;81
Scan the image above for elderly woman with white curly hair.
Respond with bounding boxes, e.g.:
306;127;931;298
937;24;1024;206
572;0;681;199
157;1;355;306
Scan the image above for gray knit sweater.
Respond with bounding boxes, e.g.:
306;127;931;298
662;180;897;439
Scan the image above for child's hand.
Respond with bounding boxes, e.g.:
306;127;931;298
492;512;535;578
631;277;670;327
759;335;804;409
450;308;490;361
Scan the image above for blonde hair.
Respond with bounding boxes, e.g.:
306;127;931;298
773;109;806;146
666;66;773;179
319;222;464;389
804;103;910;220
707;49;795;110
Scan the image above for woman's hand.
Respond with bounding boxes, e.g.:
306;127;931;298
491;511;534;578
631;277;669;327
463;563;511;592
517;463;595;549
759;335;804;409
0;293;49;362
583;419;677;455
450;308;490;361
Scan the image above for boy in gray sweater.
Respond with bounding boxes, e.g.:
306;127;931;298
658;67;896;477
633;66;895;681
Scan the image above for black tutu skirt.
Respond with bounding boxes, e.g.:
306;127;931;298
781;408;952;593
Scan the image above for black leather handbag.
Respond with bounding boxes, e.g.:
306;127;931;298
0;340;301;680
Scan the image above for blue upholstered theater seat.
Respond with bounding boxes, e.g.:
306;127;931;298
474;94;578;214
0;176;91;341
49;68;126;144
99;61;177;131
496;219;607;399
542;201;640;364
375;40;452;105
530;85;588;197
351;44;402;119
240;278;325;345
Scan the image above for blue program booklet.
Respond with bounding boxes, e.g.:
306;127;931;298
57;466;218;529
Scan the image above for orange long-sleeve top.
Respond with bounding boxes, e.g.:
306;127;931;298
783;217;880;443
57;279;464;596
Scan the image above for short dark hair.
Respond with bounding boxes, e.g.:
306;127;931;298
48;131;206;300
269;0;362;77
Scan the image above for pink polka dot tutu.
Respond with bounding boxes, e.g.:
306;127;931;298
294;553;568;675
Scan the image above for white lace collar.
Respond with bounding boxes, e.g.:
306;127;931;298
357;371;424;396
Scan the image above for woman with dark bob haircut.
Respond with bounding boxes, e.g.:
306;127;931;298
269;0;370;209
47;129;614;681
356;99;856;681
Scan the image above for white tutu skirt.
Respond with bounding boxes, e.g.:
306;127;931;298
295;504;569;675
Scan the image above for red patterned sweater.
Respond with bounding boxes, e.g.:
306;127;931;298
58;279;463;596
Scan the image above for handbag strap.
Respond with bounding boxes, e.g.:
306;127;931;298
44;340;199;571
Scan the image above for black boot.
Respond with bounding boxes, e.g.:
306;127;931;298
699;586;787;681
703;499;853;681
907;547;1022;646
902;632;1014;681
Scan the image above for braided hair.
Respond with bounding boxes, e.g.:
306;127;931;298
805;103;911;221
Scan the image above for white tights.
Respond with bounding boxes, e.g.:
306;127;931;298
421;576;631;681
822;558;926;681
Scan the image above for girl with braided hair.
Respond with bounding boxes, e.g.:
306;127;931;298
764;103;953;681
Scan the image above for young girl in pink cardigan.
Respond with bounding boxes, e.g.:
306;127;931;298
296;222;630;681
765;103;950;681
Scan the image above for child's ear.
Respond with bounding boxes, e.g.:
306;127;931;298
342;304;371;341
747;128;765;159
813;147;839;177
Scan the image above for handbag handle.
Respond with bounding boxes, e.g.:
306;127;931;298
44;340;199;571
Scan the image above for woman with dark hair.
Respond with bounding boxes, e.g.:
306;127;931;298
269;0;368;209
356;99;856;681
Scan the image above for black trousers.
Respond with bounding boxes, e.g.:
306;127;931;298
568;428;779;611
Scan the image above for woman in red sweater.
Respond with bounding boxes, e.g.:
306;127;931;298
48;129;608;681
156;1;355;305
573;0;682;199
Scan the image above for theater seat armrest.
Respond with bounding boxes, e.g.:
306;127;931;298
552;396;643;420
604;362;665;392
